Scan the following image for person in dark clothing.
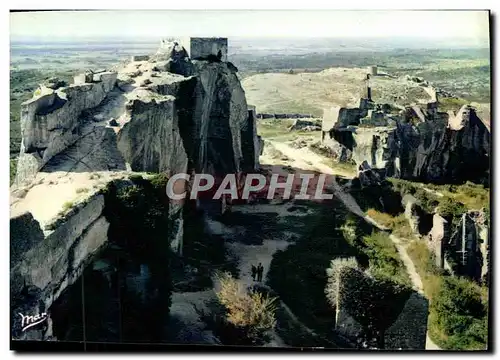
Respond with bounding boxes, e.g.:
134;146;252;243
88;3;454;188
257;263;264;282
251;265;257;281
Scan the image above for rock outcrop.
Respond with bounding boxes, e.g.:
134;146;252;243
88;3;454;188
11;191;109;340
446;210;489;282
324;104;490;185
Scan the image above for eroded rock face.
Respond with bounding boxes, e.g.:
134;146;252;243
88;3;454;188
10;193;109;340
15;39;259;188
192;60;249;174
15;74;118;185
117;59;253;178
447;210;489;282
325;105;490;185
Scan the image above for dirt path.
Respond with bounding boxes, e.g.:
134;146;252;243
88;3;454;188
390;235;441;350
363;222;441;350
264;140;365;217
267;140;356;179
265;139;441;350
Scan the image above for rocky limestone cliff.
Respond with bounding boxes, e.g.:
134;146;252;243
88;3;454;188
326;105;490;185
10;39;261;340
15;40;257;187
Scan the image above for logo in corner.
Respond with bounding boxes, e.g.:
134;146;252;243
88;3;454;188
18;312;48;332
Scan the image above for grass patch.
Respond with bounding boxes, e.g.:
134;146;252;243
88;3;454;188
75;187;89;194
257;119;295;139
438;97;470;113
407;241;442;299
388;177;489;213
366;209;415;241
10;157;18;186
387;177;485;229
427;181;490;212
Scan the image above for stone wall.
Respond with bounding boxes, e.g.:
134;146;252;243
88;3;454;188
257;113;314;119
429;213;450;269
447;212;487;282
183;37;228;62
131;55;150;62
323;106;362;130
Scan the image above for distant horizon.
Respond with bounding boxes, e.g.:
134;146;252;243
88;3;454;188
10;10;489;46
9;35;490;51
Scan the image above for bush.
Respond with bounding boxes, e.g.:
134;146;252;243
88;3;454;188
387;178;417;196
413;188;440;213
407;240;489;350
360;232;411;286
430;276;488;350
211;272;278;345
437;197;466;219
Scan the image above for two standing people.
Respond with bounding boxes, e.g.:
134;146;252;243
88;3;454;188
251;263;264;282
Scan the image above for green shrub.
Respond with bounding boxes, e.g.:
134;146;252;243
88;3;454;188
413;188;440;213
360;232;411;286
10;158;17;186
387;178;417;195
437;197;466;219
407;240;489;350
430;276;488;350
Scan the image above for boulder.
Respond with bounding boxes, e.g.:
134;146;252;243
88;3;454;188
151;39;193;76
42;77;67;90
358;160;383;188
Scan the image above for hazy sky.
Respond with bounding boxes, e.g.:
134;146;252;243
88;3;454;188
10;10;489;40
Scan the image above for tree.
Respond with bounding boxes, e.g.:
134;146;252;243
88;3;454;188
325;257;359;307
